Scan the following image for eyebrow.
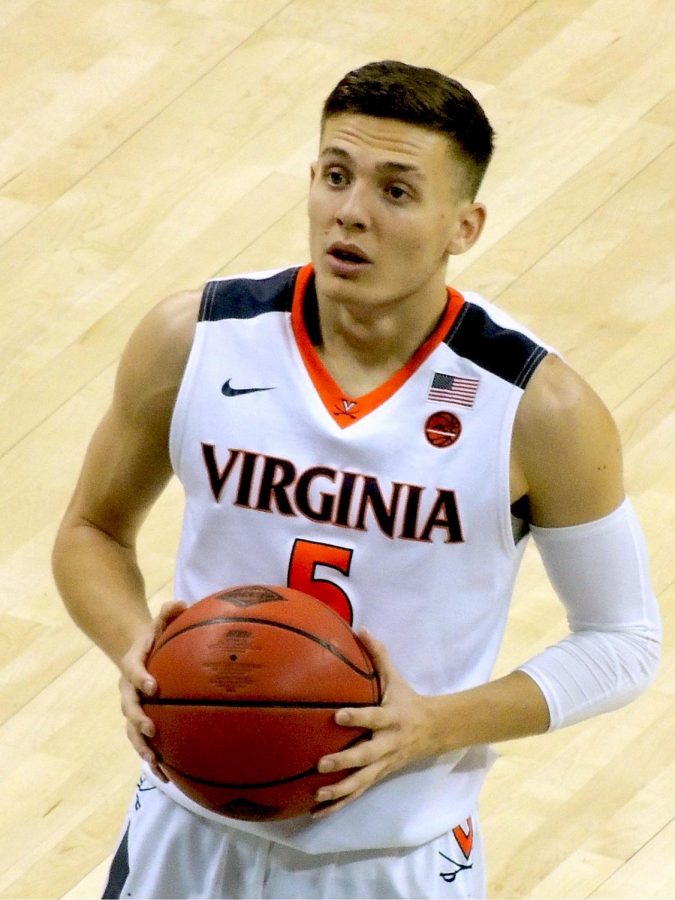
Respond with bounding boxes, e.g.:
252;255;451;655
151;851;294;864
319;145;425;178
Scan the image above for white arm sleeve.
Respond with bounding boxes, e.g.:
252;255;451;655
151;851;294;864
518;498;661;731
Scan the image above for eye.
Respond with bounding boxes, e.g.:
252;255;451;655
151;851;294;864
324;167;348;187
385;183;411;202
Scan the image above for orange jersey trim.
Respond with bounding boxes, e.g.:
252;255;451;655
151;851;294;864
291;264;466;429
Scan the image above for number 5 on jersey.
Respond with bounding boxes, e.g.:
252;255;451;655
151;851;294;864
288;539;354;624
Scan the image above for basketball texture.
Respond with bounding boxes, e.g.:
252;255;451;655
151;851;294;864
142;584;381;820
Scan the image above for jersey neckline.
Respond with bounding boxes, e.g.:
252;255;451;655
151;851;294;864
290;263;465;429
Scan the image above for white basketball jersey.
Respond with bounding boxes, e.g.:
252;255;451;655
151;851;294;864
160;263;549;853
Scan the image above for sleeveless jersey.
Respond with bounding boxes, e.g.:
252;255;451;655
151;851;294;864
160;263;549;853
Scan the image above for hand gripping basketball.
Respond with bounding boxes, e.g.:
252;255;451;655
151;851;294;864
119;600;188;781
141;585;381;821
312;629;438;819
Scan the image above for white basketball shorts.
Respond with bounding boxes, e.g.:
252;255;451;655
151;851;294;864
102;776;486;899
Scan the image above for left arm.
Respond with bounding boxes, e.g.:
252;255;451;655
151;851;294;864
313;356;661;816
509;355;661;729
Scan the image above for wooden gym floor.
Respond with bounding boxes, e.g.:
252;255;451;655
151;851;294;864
0;1;673;897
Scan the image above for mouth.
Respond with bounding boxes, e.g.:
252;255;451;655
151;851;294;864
326;242;372;275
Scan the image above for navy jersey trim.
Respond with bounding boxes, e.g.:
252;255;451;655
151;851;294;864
199;267;299;322
445;302;548;388
102;822;130;898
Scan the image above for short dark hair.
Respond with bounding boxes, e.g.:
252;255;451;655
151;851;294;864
322;60;495;198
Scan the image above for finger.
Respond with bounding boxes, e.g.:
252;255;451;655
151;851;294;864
314;707;394;774
157;600;188;630
356;628;389;668
122;651;157;696
124;604;187;692
120;677;156;738
313;759;390;818
136;602;187;692
318;722;395;775
335;704;395;731
124;718;166;780
125;718;152;759
317;744;382;777
122;689;169;784
119;625;158;696
356;629;396;694
311;791;361;819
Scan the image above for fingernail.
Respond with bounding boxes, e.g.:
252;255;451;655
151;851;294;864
142;679;155;695
316;789;332;802
318;758;335;773
335;710;350;725
141;723;154;738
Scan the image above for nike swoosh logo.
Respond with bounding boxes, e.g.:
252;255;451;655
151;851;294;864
222;379;275;397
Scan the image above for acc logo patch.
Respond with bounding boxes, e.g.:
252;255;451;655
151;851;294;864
424;411;462;448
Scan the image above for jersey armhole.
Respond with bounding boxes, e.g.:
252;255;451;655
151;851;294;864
168;322;206;477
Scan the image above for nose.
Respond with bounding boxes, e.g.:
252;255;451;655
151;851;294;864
335;182;370;231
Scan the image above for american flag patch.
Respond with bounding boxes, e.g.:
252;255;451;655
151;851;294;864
427;372;480;407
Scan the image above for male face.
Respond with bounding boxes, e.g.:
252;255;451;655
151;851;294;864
308;113;484;315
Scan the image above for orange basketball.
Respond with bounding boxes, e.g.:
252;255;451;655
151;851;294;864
142;584;380;820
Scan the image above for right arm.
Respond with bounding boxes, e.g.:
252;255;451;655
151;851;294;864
52;289;201;767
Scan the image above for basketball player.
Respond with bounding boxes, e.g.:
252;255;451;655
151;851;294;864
52;61;661;899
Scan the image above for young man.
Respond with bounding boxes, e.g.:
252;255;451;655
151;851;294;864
53;61;661;899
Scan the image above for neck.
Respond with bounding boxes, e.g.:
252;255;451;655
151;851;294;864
309;278;449;396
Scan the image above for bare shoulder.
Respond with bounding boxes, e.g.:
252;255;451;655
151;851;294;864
56;289;203;541
114;288;202;426
517;354;610;430
512;354;625;526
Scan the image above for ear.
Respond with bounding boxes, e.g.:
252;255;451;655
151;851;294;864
446;202;487;256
